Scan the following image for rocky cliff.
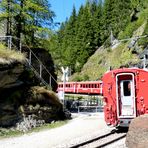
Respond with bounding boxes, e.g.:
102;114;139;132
0;47;70;128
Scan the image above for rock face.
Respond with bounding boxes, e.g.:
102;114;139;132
126;114;148;148
0;61;24;89
20;86;66;122
0;48;71;127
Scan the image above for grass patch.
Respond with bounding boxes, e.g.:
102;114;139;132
0;128;23;139
31;120;68;133
0;44;26;63
0;120;68;139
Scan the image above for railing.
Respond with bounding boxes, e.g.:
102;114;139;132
0;36;57;89
78;105;103;113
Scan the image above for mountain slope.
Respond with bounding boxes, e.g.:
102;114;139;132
70;21;147;81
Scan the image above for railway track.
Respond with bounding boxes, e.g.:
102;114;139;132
70;129;126;148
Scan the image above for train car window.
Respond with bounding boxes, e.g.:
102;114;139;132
123;81;131;96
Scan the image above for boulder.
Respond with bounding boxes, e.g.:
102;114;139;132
20;86;67;122
126;114;148;148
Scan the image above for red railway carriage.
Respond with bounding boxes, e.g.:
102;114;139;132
102;68;148;127
76;81;102;94
57;82;77;93
57;81;102;95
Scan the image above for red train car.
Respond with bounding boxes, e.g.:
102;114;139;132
57;81;102;95
58;82;77;93
102;68;148;127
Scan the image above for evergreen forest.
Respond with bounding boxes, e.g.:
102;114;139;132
49;0;148;76
0;0;148;80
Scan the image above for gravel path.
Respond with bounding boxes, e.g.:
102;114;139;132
0;112;116;148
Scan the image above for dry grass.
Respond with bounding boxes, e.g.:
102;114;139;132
0;44;26;64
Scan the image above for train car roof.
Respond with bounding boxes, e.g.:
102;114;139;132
58;81;102;84
103;67;148;75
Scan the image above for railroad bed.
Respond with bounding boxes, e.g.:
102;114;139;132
55;127;127;148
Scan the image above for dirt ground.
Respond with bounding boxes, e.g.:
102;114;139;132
0;112;109;148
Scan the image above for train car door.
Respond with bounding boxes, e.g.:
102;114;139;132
116;73;136;118
120;80;134;116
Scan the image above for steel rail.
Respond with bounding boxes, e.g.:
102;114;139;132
97;133;126;148
70;130;117;148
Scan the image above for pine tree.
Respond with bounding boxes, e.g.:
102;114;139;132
101;0;131;44
92;0;103;46
0;0;55;46
74;2;96;71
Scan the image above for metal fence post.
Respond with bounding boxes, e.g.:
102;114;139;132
49;76;51;88
29;50;31;65
39;63;42;78
19;40;22;52
9;36;12;50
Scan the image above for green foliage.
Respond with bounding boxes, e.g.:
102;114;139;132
72;75;83;82
118;7;148;50
138;23;148;48
0;128;22;138
1;0;146;79
49;0;133;74
0;0;55;46
83;74;90;81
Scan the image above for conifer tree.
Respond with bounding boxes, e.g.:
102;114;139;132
92;0;103;46
0;0;55;45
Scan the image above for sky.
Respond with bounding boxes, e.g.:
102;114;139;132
50;0;86;24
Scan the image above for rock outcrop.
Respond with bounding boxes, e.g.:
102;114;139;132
0;48;71;128
126;114;148;148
